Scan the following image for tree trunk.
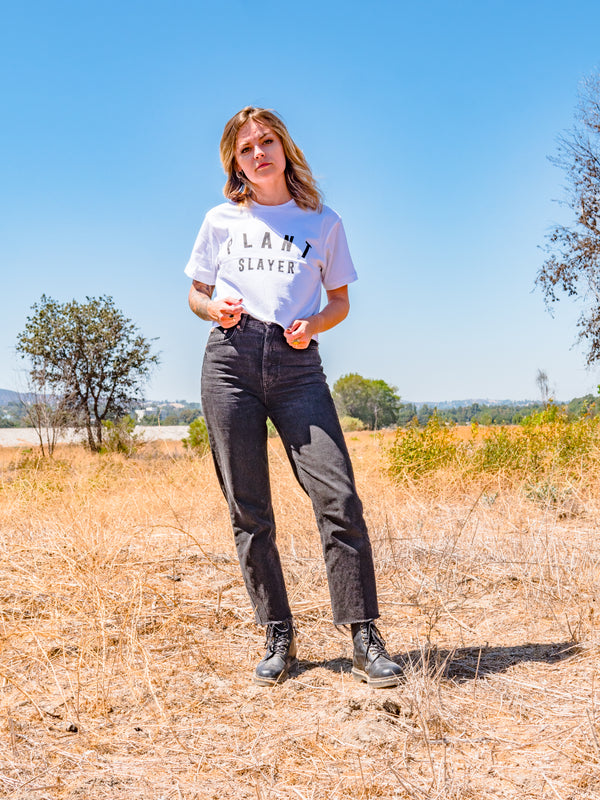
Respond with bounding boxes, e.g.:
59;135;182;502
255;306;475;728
85;420;97;451
94;416;103;451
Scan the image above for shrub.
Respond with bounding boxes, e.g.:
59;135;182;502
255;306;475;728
101;417;142;456
182;416;211;456
387;414;463;480
387;404;600;485
473;426;530;473
519;405;599;469
339;415;367;432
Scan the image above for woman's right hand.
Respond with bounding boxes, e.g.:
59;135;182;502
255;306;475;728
209;296;244;328
189;282;244;327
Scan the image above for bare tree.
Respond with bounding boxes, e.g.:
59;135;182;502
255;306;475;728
19;385;72;457
535;369;551;407
537;73;600;363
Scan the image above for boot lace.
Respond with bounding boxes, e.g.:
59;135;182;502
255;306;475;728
265;621;292;657
361;622;389;659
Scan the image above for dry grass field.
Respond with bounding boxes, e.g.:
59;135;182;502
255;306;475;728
0;431;599;799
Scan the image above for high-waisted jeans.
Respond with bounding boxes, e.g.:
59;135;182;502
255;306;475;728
200;314;379;626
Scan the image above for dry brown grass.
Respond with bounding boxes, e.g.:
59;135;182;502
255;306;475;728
0;433;599;799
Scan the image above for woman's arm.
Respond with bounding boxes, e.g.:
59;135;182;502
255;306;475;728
284;285;350;349
188;280;244;328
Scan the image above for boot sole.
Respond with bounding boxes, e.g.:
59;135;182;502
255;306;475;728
351;666;401;688
253;658;298;687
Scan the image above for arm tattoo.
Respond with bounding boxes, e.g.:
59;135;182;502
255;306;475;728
189;282;214;321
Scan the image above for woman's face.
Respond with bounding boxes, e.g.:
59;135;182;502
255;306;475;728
235;120;287;191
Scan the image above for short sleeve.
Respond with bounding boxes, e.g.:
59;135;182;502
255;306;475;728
321;218;358;290
184;214;220;284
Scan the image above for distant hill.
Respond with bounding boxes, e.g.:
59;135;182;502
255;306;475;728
0;389;22;405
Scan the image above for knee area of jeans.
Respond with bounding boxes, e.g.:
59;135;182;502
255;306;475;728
317;506;368;536
233;527;278;547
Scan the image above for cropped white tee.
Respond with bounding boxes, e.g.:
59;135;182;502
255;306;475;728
184;199;357;329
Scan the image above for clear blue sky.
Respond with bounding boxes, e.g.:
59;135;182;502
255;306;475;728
2;0;600;403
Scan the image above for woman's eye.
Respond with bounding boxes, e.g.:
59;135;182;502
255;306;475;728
240;146;250;154
263;138;273;144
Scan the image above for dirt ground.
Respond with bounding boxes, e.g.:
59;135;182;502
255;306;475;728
0;434;599;799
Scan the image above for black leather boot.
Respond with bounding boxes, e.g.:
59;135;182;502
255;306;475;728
253;620;298;686
351;621;402;688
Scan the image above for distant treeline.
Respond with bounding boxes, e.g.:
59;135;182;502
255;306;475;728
398;394;600;427
3;394;600;430
137;404;203;426
0;400;204;428
0;402;29;428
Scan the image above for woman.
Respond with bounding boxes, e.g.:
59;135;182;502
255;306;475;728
185;107;401;688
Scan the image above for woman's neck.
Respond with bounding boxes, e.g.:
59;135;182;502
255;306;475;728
252;179;292;206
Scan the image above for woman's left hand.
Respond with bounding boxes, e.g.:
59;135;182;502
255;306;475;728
284;287;350;349
284;319;315;349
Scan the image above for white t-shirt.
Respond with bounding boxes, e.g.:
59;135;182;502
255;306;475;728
184;199;357;329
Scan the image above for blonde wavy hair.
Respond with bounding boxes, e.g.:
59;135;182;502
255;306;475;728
220;107;323;211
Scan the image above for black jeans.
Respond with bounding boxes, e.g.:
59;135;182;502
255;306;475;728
201;315;379;625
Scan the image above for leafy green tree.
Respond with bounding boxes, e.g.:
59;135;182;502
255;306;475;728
537;74;600;364
16;295;159;452
332;373;401;429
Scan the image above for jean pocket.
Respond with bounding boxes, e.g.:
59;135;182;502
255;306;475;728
210;324;241;345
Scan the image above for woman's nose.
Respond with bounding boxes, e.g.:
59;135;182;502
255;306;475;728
254;145;264;159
